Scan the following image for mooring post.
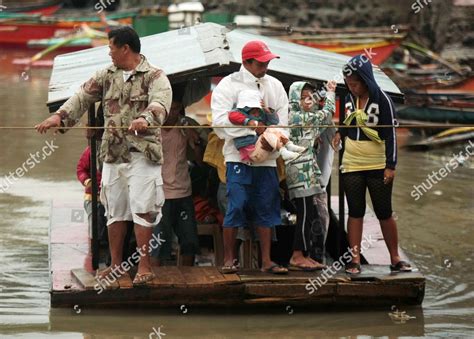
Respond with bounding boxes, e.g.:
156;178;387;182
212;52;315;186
88;104;100;270
337;92;346;258
327;177;331;213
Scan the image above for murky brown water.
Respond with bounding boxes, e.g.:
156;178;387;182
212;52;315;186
0;48;473;338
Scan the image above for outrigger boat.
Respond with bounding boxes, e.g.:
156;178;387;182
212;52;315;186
383;42;473;91
0;10;136;47
382;42;474;127
0;0;62;15
233;21;409;65
46;23;424;309
404;127;474;150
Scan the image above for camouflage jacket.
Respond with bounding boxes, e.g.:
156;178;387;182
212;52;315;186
56;56;172;164
286;81;335;199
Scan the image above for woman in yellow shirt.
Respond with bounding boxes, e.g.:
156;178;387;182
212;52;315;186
332;55;412;274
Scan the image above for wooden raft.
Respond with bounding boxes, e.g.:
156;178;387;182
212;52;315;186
50;199;425;308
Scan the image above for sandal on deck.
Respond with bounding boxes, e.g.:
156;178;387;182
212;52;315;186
220;264;238;274
345;262;361;275
261;263;288;275
288;262;318;272
390;261;412;272
132;272;155;286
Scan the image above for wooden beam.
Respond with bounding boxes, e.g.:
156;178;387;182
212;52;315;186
71;268;98;290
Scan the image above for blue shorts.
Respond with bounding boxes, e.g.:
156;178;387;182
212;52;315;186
223;162;281;228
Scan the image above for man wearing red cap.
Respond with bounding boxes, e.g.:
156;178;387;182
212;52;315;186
211;40;289;274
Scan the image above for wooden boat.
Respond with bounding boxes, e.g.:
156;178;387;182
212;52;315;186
26;24;108;53
382;42;473;91
384;41;474;125
0;0;62;15
51;197;425;308
47;23;422;308
27;36;102;51
404;127;474;150
398;91;474;125
291;40;400;66
235;23;409;65
398;104;474;125
425;76;474;93
0;11;136;47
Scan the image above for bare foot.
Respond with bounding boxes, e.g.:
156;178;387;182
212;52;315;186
290;257;318;269
306;257;326;269
96;265;128;279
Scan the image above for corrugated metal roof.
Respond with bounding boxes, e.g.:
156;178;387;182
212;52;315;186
48;22;402;106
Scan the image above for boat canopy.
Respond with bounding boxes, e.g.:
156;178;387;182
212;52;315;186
47;22;403;110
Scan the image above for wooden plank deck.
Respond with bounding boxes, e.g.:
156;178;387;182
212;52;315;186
50;198;425;308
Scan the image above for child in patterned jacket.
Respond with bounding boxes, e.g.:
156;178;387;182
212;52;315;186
285;80;336;271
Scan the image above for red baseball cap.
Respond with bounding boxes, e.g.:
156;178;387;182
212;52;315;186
241;40;280;63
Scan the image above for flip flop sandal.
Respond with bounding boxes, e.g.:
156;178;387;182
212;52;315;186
261;263;288;275
390;260;412;272
288;262;318;272
345;262;361;275
220;264;238;274
133;272;155;286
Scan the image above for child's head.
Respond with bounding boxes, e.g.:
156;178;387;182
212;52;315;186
237;90;262;113
300;84;317;112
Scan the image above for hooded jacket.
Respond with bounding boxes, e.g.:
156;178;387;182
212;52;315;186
286;81;336;199
340;55;398;170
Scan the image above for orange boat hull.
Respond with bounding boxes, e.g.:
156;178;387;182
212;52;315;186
289;39;401;65
24;4;62;16
425;77;474;94
0;19;132;47
3;1;62;15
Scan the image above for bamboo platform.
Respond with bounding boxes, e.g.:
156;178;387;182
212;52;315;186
50;199;425;308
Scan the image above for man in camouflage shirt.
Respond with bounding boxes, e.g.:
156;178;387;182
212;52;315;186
36;27;172;286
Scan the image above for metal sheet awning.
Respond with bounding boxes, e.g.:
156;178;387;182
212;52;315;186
47;22;403;109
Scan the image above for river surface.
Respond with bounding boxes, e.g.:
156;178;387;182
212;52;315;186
0;48;473;338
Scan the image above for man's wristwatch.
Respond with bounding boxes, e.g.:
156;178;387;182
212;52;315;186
142;115;153;126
